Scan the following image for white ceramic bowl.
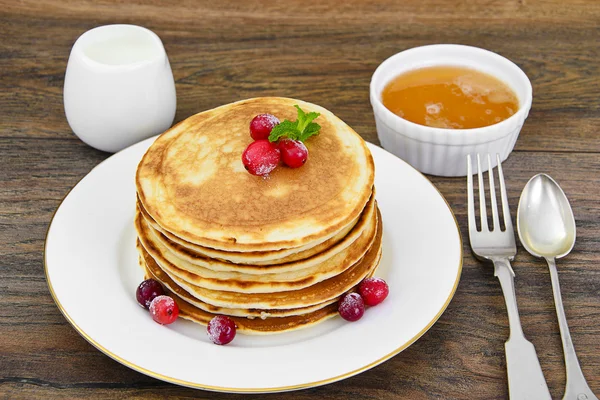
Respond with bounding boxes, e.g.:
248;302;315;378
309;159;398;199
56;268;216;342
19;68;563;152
370;44;532;176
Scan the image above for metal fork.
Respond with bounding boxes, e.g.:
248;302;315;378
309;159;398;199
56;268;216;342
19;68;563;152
467;154;552;400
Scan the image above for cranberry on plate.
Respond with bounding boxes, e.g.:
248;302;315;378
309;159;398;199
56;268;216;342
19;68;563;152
338;292;365;322
149;295;179;325
358;277;389;306
136;279;165;309
207;315;237;345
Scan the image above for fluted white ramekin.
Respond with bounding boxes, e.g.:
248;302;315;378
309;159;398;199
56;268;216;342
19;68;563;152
370;44;532;176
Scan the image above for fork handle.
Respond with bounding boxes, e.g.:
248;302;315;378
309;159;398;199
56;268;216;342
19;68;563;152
493;258;552;400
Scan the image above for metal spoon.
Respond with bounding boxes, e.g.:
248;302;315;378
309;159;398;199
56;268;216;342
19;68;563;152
517;173;597;400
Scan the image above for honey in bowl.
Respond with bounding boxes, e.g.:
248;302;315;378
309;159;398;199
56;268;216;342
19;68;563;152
381;66;519;129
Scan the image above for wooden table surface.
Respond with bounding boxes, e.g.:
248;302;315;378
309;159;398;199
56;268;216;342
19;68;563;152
1;1;599;398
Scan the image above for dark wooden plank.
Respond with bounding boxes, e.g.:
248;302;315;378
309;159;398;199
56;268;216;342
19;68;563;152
1;0;599;398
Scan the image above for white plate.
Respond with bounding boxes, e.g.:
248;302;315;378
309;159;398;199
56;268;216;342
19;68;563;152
45;139;462;393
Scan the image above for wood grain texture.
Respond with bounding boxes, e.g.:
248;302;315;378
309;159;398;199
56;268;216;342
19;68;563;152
0;0;598;398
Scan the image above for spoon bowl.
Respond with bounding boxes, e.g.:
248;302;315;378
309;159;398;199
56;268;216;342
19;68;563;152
517;174;576;259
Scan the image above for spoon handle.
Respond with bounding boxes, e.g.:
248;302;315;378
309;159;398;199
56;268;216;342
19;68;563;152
493;258;552;400
546;257;598;400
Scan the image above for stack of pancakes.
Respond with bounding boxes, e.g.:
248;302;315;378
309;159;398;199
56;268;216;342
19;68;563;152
135;97;381;334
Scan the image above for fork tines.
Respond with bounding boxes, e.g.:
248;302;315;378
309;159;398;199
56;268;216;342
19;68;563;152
467;153;512;234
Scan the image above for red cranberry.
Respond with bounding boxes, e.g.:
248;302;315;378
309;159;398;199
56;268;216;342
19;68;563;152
338;292;365;322
149;295;179;325
278;139;308;168
136;279;165;309
250;114;280;140
207;315;237;345
359;277;389;306
242;140;280;176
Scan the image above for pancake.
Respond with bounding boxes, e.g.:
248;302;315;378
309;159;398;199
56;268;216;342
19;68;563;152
140;253;337;319
135;192;375;275
136;192;367;265
142;261;339;335
136;200;377;292
173;286;339;335
136;97;375;252
137;208;383;310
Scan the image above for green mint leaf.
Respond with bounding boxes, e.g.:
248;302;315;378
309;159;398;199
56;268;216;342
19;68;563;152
294;105;306;128
298;122;321;142
268;120;300;142
268;105;321;142
295;105;320;133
